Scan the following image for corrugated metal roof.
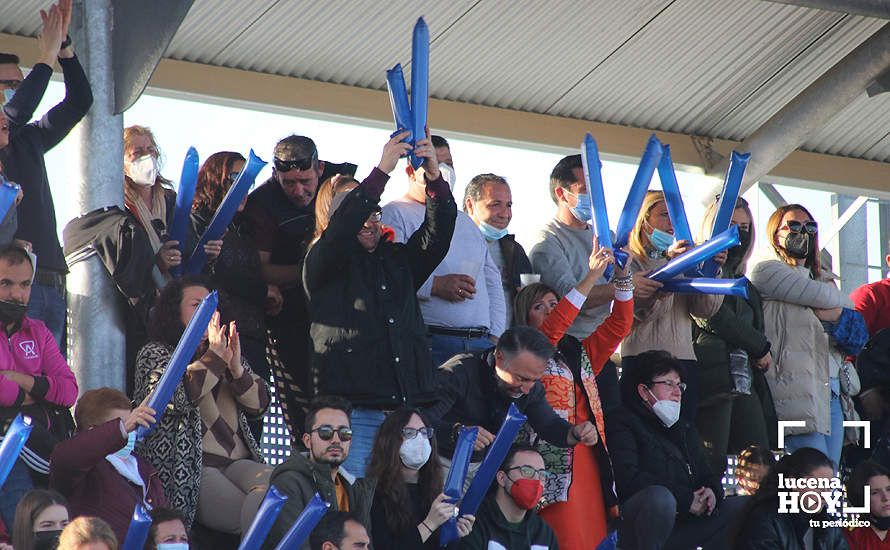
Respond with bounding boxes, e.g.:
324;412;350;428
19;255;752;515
3;0;890;163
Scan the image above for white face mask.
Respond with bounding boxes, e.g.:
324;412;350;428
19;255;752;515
648;388;681;428
399;435;432;470
127;154;158;186
439;163;456;191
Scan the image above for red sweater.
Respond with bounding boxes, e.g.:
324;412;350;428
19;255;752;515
49;420;168;542
851;278;890;336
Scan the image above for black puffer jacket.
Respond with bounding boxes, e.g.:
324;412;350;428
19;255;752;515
303;169;455;408
606;380;723;517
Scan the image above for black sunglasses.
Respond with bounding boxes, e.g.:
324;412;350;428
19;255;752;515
310;425;353;441
274;150;318;172
785;220;818;235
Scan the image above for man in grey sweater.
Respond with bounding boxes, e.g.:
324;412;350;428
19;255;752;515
529;154;661;412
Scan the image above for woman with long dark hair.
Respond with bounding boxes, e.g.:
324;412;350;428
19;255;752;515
134;277;271;534
11;489;69;550
734;447;847;549
189;151;283;427
367;409;474;549
512;243;631;549
749;204;853;469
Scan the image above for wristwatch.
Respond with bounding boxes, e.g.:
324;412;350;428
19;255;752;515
60;34;72;50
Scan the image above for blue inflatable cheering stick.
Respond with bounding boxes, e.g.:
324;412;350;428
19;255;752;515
121;504;152;550
648;225;740;283
168;147;199;278
581;133;622;278
0;415;32;488
273;493;330;550
239;486;289;550
184;149;267;275
410;17;429;170
614;134;663;249
136;291;218;440
438;426;478;546
701;151;750;277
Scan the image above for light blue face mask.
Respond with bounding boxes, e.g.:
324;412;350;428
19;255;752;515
568;192;592;223
647;227;675;252
478;221;508;241
2;88;14;105
116;431;137;458
157;543;189;550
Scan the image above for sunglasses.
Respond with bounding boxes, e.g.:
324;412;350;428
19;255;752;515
402;426;434;440
310;425;353;441
504;465;551;481
274;151;318;172
783;220;818;235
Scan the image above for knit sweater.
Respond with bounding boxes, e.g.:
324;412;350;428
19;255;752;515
184;350;270;465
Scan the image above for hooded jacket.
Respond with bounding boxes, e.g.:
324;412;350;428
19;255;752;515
264;452;375;550
460;493;560;550
606;378;723;517
735;500;850;550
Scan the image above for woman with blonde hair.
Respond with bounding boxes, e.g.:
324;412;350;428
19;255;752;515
749;204;853;468
57;517;117;550
692;197;776;475
620;190;724;422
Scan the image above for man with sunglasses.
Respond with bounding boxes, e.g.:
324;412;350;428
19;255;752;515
243;134;327;445
462;444;559;550
0;0;93;349
265;396;374;550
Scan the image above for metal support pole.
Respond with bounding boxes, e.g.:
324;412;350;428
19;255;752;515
708;22;890;200
830;194;869;293
880;200;890;278
67;0;126;393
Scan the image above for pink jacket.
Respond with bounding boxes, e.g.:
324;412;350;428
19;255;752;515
0;317;78;407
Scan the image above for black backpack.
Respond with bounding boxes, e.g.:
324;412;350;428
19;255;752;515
857;328;890;392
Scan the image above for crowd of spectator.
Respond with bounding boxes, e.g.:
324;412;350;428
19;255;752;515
1;2;890;549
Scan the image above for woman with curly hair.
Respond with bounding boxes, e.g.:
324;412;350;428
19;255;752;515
188;151;282;440
134;277;272;534
367;408;474;549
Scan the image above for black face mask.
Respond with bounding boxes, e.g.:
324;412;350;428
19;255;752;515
0;299;26;327
871;514;890;531
726;229;751;268
33;529;62;550
783;232;813;260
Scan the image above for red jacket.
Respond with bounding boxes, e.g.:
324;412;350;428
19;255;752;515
48;420;168;542
851;278;890;336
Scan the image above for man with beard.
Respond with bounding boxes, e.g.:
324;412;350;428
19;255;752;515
263;396;374;550
0;244;78;528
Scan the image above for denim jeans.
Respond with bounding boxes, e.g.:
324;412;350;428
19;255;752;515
784;377;844;469
429;334;492;368
26;282;66;352
0;458;34;531
341;408;387;478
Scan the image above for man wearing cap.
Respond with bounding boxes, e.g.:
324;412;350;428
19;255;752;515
243;135;326;444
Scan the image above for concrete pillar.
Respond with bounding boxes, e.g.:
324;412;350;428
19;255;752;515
67;0;126;392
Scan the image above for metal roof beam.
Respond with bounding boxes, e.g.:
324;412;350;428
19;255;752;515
712;22;890;199
764;0;890;19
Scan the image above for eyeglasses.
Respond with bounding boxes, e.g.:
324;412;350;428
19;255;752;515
650;380;687;392
782;220;818;235
310;425;353;441
504;465;551;481
402;426;434;440
274;151;318;172
367;210;382;223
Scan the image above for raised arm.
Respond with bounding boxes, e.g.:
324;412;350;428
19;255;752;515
750;260;851;309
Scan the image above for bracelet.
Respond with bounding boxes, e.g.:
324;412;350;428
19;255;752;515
612;274;634;292
421;521;434;534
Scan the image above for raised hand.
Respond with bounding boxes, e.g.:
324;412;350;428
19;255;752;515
206;311;233;364
415;126;440;181
377;130;413;174
36;3;64;66
123;394;157;432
